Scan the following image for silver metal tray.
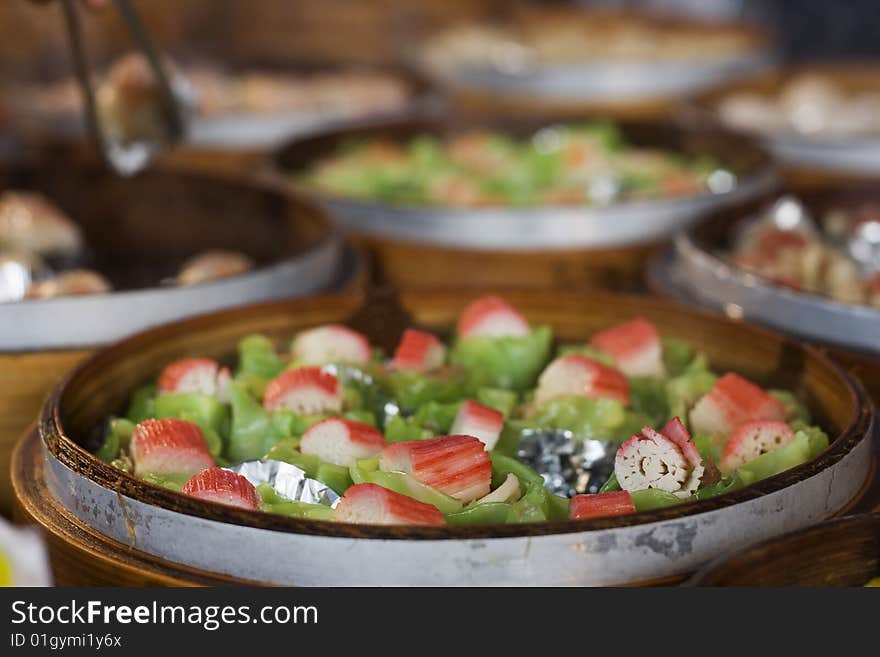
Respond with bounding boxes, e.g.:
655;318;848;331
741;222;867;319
278;116;779;250
670;236;880;355
425;51;776;102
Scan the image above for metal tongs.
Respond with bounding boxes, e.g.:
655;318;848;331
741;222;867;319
59;0;186;175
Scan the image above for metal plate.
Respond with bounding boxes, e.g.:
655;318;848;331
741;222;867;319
41;427;872;586
310;168;777;251
424;51;776;102
0;237;344;351
670;236;880;355
760;133;880;174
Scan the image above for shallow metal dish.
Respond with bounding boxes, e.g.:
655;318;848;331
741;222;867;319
275;116;777;251
667;185;880;356
0;153;346;350
694;63;880;174
35;289;874;585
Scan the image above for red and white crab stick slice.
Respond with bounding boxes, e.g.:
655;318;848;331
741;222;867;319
689;373;786;437
391;329;447;373
614;417;704;499
534;353;630;406
589;318;665;378
719;420;794;474
158;358;231;401
129;418;215;477
380;435;492;503
569;491;636;520
449;400;504;451
181;467;261;511
300;417;386;467
262;367;342;415
457;296;530;338
335;483;446;526
291;324;372;366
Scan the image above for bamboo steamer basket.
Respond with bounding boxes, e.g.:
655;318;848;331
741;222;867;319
273;115;778;291
693;62;880;177
0;154;363;516
13;288;875;586
688;512;880;586
646;181;880;404
411;7;775;120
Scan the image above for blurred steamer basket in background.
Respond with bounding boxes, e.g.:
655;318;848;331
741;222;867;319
0;147;365;516
272;114;778;291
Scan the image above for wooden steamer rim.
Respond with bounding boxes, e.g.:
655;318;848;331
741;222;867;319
35;290;875;585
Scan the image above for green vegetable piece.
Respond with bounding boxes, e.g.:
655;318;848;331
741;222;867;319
475;387;518;416
666;353;717;424
662;338;694;376
630;489;683;511
505;484;550;523
556;344;615;366
451;325;553;391
141;472;190;492
384;369;469;411
599;472;621;493
489;452;544;490
125;384;156;424
791;423;829;459
343;410;378;427
238;334;283;379
384;415;433;443
258;486;335;520
412;401;460;434
315;462;353;495
694;471;754;500
770;390;811;424
492;421;527;457
530;395;627;442
359;470;462;515
693;433;724;465
628;377;670;427
154;393;229;437
228;382;278;463
236;371;270;400
263;441;321;478
95;418;135;463
153;393;229;457
446;502;512;525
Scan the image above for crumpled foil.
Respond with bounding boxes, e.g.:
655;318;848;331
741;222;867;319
516;429;617;497
321;363;400;426
227;460;341;508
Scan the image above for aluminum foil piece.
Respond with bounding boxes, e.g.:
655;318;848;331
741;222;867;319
516;428;617;497
227;460;340;508
320;363;400;426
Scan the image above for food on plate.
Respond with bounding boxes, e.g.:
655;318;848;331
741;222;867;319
176;250;255;286
727;200;880;308
18;57;411;125
421;9;761;73
95;295;830;525
25;269;112;299
717;73;880;140
297;122;726;208
0;191;81;256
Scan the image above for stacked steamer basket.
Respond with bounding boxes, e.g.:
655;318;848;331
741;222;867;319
648;183;880;406
689;513;880;586
273;115;777;291
12;290;875;586
9;56;438;175
0;147;360;516
411;7;775;120
693;63;880;184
